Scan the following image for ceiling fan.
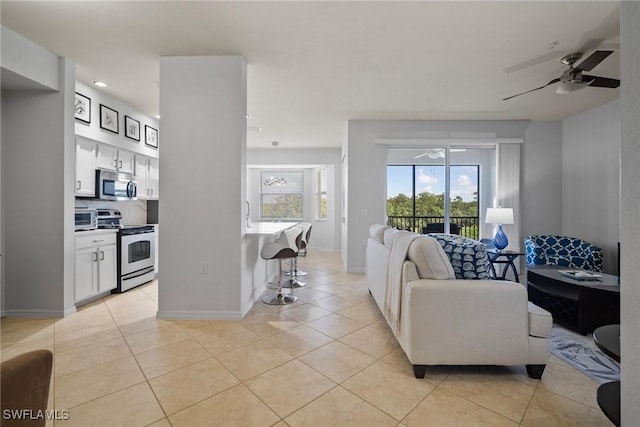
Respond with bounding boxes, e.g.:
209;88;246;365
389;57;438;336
502;50;620;101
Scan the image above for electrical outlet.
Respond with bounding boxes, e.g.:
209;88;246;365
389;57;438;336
200;262;208;274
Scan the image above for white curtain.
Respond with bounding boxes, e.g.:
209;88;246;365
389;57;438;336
496;143;521;252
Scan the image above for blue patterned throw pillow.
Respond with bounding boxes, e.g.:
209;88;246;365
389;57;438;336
427;234;491;279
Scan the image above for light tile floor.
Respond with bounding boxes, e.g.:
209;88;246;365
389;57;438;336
1;250;613;426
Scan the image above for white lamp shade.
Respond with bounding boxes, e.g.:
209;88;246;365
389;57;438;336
485;208;514;225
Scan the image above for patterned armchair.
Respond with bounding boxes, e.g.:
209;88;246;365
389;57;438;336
525;235;603;272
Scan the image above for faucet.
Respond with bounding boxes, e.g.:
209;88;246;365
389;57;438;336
246;200;251;228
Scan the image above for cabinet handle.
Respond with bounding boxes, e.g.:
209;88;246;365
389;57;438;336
100;251;105;261
93;239;104;243
76;180;81;190
93;252;98;262
119;160;123;169
151;189;154;196
114;159;118;168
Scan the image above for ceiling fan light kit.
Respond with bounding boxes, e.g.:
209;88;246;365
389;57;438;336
503;50;619;101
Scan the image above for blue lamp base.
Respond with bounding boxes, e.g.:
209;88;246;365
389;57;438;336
493;224;509;250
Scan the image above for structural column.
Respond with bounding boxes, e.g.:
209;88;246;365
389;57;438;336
158;56;247;318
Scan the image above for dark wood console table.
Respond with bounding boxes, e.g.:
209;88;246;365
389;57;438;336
526;266;620;335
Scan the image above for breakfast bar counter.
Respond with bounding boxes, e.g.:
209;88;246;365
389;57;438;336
245;222;298;236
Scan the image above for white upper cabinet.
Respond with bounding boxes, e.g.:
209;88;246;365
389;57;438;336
96;144;134;174
75;138;97;196
148;158;159;200
135;155;159;200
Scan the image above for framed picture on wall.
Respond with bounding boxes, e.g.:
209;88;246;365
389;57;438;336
145;125;158;149
124;116;140;141
74;92;91;124
99;104;119;134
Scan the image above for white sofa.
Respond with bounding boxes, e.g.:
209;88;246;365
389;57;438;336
366;225;552;379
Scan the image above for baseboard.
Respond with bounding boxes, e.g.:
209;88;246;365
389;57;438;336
156;309;243;320
3;308;70;318
346;267;366;274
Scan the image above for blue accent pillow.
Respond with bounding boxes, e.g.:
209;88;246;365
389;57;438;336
427;234;491;280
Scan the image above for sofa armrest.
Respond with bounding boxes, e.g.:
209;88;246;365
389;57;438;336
525;240;547;265
399;278;530;365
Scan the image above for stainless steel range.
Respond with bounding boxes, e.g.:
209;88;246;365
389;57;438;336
96;209;156;293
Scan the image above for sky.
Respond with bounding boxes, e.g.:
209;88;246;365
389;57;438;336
387;165;479;202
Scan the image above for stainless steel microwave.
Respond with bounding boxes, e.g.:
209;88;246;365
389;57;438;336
95;170;137;201
75;208;97;231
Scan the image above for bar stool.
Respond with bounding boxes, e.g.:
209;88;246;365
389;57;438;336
298;223;312;256
287;223;311;277
260;227;301;305
282;227;306;288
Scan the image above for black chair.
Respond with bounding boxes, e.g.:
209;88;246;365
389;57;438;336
422;223;460;235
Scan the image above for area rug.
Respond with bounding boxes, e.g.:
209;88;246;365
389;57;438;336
550;325;620;384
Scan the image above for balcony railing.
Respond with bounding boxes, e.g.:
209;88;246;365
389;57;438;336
387;216;479;240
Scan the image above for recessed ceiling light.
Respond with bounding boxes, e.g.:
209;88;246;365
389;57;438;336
248;126;262;132
246;114;251;119
92;80;108;87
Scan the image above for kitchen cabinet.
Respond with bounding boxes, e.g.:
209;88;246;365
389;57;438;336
97;144;134;174
74;230;117;302
75;138;97;196
135;155;159;200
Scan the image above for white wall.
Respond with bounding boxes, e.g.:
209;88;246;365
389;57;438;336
521;121;564;237
1;26;59;91
343;119;544;272
158;56;247;319
247;147;342;251
1;58;76;316
562;100;620;274
620;2;640;424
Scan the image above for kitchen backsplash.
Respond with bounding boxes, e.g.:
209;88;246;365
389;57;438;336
75;199;148;225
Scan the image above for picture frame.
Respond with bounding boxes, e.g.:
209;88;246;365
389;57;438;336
145;125;158;149
99;104;119;134
74;92;91;124
124;116;141;141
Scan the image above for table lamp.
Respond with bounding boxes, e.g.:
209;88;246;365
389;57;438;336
485;207;514;250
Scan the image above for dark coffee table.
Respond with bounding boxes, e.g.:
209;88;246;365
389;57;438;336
593;325;621;427
526;265;620;335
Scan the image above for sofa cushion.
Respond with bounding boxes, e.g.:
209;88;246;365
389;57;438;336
527;302;553;338
407;237;455;280
428;234;491;279
369;224;391;244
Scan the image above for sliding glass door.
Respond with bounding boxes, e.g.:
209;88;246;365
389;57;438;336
386;147;494;239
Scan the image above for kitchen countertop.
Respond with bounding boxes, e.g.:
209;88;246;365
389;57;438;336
74;229;118;235
245;222;298;236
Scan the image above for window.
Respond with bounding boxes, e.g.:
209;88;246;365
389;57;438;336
386;146;489;238
316;167;327;220
260;170;303;220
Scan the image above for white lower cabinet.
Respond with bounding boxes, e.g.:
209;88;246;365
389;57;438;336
74;231;117;302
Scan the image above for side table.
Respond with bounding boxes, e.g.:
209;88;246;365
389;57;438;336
487;249;524;282
593;324;620;427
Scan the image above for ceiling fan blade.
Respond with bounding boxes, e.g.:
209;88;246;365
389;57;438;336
502;50;571;74
583;75;620;88
502;78;560;101
574;50;614;72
